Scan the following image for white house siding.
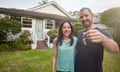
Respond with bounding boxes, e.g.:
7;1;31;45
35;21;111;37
33;4;66;17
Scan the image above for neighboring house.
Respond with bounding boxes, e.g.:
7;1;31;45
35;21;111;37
0;1;76;49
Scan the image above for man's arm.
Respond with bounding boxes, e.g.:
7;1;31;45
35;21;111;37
102;34;119;53
84;29;119;53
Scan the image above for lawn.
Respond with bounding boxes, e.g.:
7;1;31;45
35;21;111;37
0;49;120;72
0;49;53;72
103;50;120;72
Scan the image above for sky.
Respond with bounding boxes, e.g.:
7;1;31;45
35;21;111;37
0;0;120;13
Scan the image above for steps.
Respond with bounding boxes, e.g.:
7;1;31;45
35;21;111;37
37;40;48;49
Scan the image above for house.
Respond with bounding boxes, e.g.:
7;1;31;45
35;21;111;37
0;1;76;49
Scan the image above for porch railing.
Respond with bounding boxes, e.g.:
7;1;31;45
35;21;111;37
31;30;37;49
43;32;50;47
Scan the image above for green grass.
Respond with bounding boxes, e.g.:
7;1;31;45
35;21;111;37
0;49;120;72
0;49;53;72
103;50;120;72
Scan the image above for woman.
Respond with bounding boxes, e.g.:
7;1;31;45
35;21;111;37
52;21;77;72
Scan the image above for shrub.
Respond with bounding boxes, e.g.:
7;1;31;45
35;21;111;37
20;30;31;38
0;44;9;51
109;28;120;46
6;30;32;51
16;30;32;50
100;7;120;46
73;22;84;36
47;29;58;43
14;37;31;50
0;17;21;42
21;44;31;50
6;41;17;49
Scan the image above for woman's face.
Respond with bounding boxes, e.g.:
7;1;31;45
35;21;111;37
62;22;71;37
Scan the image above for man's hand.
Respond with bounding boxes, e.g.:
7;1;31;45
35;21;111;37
83;29;107;43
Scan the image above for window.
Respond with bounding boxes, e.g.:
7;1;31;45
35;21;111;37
46;19;55;29
11;15;21;22
10;16;32;28
22;17;32;28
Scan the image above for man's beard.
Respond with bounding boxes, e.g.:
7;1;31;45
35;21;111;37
82;20;92;28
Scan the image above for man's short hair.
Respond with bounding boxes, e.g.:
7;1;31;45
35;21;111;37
80;7;93;15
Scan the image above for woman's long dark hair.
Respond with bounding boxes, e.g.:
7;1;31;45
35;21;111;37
56;20;74;46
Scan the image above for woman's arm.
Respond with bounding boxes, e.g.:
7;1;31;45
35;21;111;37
52;40;57;72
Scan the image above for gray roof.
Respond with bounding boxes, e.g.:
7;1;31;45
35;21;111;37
0;7;77;21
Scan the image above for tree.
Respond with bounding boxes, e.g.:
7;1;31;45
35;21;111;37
100;7;120;27
100;7;120;46
38;0;49;5
0;17;22;42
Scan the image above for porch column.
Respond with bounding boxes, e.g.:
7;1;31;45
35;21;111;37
52;20;55;29
21;17;23;25
43;19;46;33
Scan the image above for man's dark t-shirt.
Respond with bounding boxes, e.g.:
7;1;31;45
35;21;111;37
75;27;112;72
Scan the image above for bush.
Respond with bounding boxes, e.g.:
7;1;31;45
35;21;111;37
0;44;9;51
20;30;31;38
0;17;22;42
0;30;32;51
16;30;32;50
21;44;31;50
73;22;84;36
47;29;58;43
14;37;32;50
6;41;17;49
100;7;120;27
100;7;120;46
109;28;120;46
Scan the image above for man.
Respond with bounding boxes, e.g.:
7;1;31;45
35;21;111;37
75;7;119;72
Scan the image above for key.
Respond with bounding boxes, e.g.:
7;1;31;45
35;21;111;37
82;37;87;46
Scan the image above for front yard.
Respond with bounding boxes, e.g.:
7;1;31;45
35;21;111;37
0;49;53;72
0;49;120;72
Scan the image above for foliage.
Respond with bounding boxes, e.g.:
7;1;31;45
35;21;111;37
0;44;9;51
47;29;58;43
15;30;32;50
72;22;84;36
21;44;31;50
100;7;120;46
0;30;32;51
20;30;31;38
6;41;18;49
39;0;49;5
0;17;22;42
100;7;120;27
109;28;120;46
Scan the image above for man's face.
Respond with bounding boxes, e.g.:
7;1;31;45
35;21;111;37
79;9;93;28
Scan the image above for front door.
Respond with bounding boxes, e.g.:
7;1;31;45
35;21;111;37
35;19;43;40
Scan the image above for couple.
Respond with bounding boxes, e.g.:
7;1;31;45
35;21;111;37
52;8;119;72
